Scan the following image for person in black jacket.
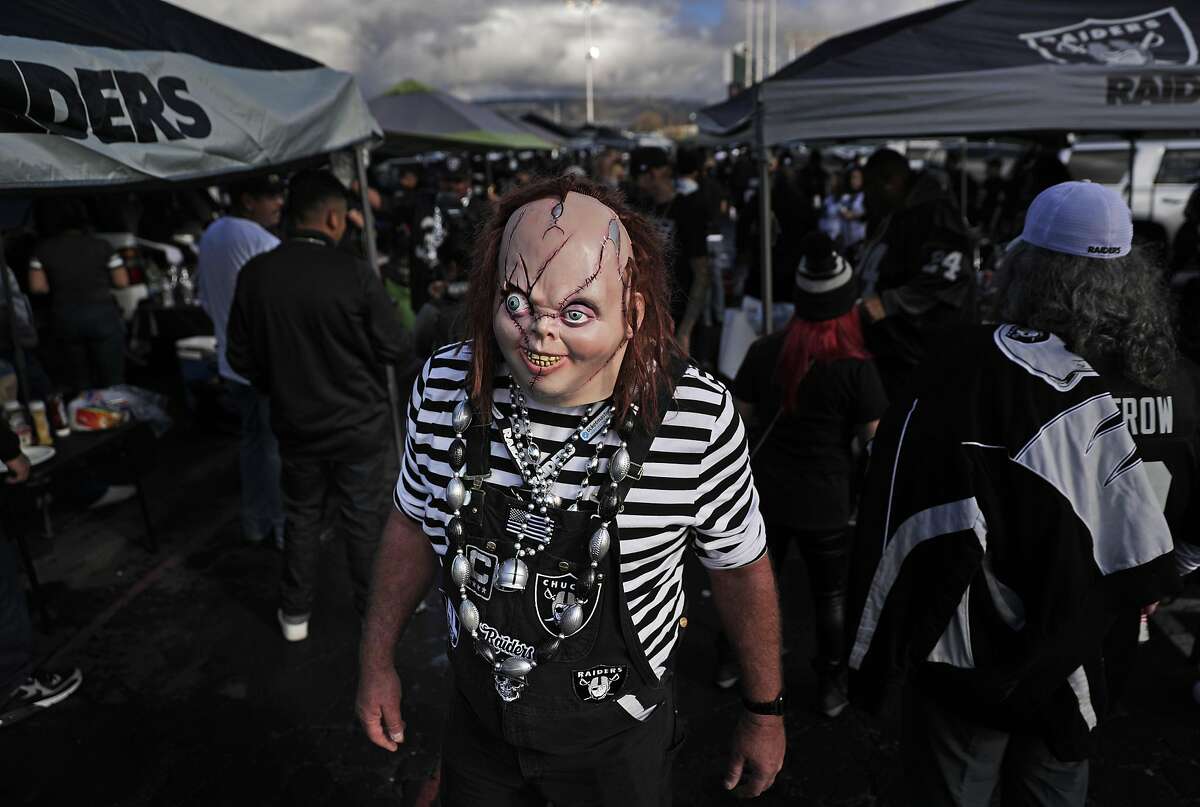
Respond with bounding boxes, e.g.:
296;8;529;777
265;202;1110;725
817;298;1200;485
0;419;84;728
227;170;411;642
857;148;975;399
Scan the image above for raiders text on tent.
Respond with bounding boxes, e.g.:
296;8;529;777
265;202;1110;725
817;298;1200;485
1107;72;1200;104
0;60;211;142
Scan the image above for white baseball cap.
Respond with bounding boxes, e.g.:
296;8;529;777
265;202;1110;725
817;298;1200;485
1016;180;1133;260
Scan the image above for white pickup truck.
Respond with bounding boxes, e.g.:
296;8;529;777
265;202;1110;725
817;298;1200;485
1065;139;1200;248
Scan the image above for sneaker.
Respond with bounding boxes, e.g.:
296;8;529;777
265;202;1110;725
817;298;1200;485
0;668;83;728
277;609;309;642
713;659;740;690
87;484;136;510
816;664;849;718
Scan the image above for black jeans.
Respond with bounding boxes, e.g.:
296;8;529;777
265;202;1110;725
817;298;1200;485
0;539;32;693
768;524;849;668
55;303;125;391
278;449;393;618
902;685;1088;807
441;690;683;807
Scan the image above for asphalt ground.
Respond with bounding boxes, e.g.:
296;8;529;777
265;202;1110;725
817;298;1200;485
3;427;1199;806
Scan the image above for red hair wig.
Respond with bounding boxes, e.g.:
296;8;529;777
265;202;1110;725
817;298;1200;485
465;174;681;428
776;307;872;413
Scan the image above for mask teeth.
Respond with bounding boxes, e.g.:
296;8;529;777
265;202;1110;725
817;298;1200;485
524;349;562;368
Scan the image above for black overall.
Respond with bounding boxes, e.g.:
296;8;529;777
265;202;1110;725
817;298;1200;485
439;373;685;804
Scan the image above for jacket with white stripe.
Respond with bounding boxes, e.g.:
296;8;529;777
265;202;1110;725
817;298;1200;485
846;324;1178;761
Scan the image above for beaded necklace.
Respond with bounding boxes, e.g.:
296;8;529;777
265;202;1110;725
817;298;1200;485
444;381;637;700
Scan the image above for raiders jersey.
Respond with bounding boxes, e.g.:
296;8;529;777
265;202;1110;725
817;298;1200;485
847;324;1177;761
1102;356;1200;575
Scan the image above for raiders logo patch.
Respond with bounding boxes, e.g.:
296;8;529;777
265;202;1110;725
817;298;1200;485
1004;325;1049;344
573;665;627;702
534;571;601;636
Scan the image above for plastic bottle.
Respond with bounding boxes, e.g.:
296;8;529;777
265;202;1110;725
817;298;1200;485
4;400;32;448
29;401;52;446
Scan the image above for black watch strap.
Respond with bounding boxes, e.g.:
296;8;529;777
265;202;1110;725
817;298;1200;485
742;693;786;716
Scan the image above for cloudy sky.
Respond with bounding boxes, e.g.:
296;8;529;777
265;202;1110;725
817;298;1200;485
174;0;943;103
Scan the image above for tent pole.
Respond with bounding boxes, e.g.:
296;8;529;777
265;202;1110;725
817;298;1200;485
1126;134;1136;208
0;234;28;403
354;145;404;466
960;138;969;226
755;93;773;335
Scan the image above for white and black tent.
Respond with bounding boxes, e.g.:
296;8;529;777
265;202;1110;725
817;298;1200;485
0;0;380;190
697;0;1200;329
699;0;1200;144
0;1;401;456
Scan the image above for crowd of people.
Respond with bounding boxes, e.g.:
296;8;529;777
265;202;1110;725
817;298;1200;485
1;137;1199;807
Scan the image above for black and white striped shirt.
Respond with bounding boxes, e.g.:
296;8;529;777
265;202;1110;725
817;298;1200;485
395;342;766;677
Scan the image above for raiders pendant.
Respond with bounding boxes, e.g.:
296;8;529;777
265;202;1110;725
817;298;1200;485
495;557;529;592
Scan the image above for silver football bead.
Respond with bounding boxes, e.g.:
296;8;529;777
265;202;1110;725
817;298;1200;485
526;444;541;464
452;400;472;434
499;656;535;677
450;554;470;587
474;639;496;664
545;492;562;510
557;603;585;636
589;526;611;563
447;477;467;511
458;598;480;633
608;445;631;482
495;557;529;592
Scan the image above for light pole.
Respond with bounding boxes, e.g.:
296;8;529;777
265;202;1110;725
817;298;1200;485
568;0;602;124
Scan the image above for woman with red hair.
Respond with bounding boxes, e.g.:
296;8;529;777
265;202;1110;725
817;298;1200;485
357;175;785;804
734;231;887;719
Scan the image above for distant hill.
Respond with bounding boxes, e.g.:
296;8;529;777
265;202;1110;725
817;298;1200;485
479;95;705;132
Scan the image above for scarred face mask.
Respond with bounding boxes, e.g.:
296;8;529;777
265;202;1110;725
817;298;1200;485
493;192;637;407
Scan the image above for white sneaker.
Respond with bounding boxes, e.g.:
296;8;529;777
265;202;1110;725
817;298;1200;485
88;484;136;510
277;609;309;642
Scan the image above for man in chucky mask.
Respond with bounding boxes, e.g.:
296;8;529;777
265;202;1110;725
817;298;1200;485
357;175;785;804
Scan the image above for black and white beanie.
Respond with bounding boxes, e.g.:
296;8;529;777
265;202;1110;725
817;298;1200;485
794;231;857;321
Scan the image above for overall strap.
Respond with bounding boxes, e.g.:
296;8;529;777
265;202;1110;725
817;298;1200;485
608;355;690;690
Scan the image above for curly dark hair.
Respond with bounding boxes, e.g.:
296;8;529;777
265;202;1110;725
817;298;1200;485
996;241;1176;389
464;174;682;427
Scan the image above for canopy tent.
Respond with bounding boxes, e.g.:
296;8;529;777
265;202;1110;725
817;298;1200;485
0;0;401;458
370;80;557;154
0;0;379;191
699;1;1200;144
696;0;1200;332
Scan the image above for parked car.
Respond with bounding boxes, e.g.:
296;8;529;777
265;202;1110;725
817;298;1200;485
1065;139;1200;249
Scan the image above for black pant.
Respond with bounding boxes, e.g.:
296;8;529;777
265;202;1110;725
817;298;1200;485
278;450;392;617
55;303;125;391
441;690;683;807
768;525;849;668
902;685;1088;807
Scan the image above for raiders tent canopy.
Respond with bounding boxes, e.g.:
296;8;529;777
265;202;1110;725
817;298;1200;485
370;81;557;154
0;0;380;190
698;0;1200;144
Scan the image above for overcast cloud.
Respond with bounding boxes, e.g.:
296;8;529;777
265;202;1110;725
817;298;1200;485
173;0;944;102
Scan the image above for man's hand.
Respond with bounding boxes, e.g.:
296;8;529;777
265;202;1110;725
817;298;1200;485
5;454;30;484
861;295;886;323
724;712;785;798
356;663;406;751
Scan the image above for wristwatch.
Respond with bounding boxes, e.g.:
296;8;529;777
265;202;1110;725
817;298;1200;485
742;693;786;716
